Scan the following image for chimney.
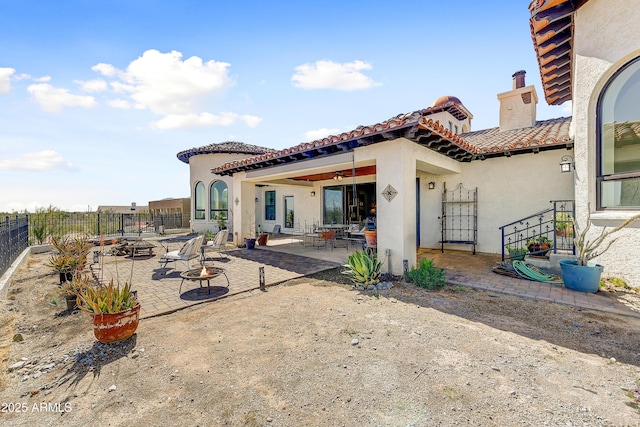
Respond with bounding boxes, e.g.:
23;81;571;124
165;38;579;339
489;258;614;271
513;70;526;89
498;70;538;131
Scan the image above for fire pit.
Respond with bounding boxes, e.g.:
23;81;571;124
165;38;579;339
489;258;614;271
179;266;229;295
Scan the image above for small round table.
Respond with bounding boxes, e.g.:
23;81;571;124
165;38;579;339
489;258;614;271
179;267;229;295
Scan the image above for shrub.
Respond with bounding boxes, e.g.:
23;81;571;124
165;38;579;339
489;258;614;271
342;249;382;286
404;258;446;290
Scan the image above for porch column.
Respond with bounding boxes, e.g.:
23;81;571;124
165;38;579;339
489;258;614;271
375;140;417;275
231;174;256;246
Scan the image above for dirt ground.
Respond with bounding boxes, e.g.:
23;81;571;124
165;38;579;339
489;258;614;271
1;255;640;426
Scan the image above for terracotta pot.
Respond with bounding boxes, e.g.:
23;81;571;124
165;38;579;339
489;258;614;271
92;304;140;344
257;233;269;246
364;230;377;246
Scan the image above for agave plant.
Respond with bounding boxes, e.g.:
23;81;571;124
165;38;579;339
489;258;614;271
342;249;382;286
76;279;138;315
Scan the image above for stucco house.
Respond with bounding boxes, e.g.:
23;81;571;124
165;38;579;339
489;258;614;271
177;0;640;286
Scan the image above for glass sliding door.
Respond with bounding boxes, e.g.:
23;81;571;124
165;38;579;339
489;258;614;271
323;186;343;224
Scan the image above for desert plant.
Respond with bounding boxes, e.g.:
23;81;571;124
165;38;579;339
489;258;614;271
75;279;138;315
573;204;640;266
404;258;446;290
342;249;382;286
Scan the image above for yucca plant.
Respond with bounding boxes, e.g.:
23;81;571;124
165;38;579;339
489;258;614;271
76;279;138;315
342;249;382;286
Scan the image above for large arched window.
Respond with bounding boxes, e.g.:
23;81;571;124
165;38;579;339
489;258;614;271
194;181;205;220
597;56;640;209
209;180;228;220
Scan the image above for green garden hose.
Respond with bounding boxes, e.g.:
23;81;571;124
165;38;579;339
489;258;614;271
512;260;563;283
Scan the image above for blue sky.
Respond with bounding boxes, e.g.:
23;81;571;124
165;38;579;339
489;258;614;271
0;0;570;213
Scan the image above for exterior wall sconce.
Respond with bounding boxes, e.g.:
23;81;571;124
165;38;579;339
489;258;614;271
255;197;259;203
310;191;316;197
428;182;436;190
560;155;575;173
333;172;344;181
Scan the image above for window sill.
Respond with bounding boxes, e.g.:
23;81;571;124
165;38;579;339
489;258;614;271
590;211;640;228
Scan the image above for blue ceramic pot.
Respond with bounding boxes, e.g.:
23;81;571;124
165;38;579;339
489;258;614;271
559;259;603;293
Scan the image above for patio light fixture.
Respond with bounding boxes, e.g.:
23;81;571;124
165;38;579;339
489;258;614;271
333;172;344;181
560;155;575;173
428;181;436;190
310;191;316;197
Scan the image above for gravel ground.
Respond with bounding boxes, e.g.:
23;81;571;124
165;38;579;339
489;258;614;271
1;257;640;426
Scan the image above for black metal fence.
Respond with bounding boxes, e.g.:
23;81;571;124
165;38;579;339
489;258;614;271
0;215;29;279
26;212;188;244
0;212;188;278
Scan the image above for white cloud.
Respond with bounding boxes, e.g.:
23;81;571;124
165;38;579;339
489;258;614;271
27;83;97;112
14;73;31;81
562;101;573;114
107;49;233;116
151;112;241;130
78;79;108;93
0;68;15;94
241;115;262;128
91;49;255;130
33;75;51;83
292;60;381;91
0;150;74;171
108;98;132;109
304;127;341;141
92;63;118;77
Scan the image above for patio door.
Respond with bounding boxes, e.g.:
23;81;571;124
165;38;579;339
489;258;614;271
323;183;376;224
284;196;294;228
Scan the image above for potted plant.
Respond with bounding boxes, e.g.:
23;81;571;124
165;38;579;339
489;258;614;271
75;279;140;343
363;218;377;247
527;236;552;256
555;212;573;237
47;236;92;283
559;205;640;293
216;213;227;231
244;211;257;249
60;274;89;311
256;225;269;246
506;245;528;261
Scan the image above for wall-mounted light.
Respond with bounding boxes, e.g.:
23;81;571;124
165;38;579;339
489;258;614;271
310;191;316;197
428;182;436;190
333;172;345;181
255;197;259;203
234;197;239;206
560;155;575;173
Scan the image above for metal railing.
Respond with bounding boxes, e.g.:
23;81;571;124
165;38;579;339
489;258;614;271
0;215;29;278
499;200;575;261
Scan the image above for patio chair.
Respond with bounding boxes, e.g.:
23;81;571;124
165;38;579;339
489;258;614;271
158;235;205;270
201;229;229;261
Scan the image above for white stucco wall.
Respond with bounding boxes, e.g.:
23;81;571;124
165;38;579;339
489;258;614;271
418;150;574;255
188;153;251;233
572;0;640;286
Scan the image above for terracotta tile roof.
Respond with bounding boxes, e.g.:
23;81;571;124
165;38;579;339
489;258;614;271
177;141;275;164
528;0;589;105
211;107;479;176
211;112;574;176
460;117;572;157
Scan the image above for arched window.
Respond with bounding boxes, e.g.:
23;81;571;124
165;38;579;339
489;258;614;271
597;56;640;209
209;181;228;220
194;181;205;220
